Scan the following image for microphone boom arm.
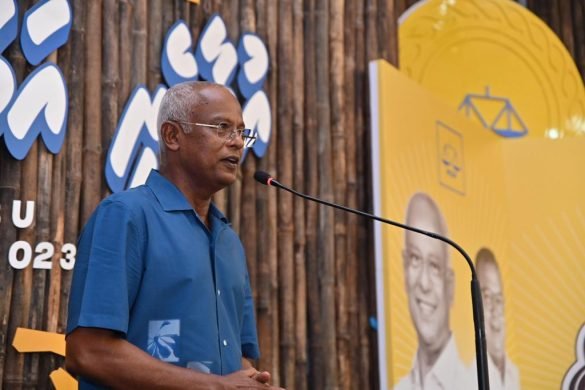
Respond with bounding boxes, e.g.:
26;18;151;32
263;176;490;390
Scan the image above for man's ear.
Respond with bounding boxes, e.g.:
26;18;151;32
160;121;181;151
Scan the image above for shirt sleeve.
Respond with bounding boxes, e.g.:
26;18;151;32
66;199;144;336
240;269;260;359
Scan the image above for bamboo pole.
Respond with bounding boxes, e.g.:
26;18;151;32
222;0;240;42
573;0;585;79
131;0;148;86
81;0;103;224
255;0;280;383
303;0;324;388
291;0;307;388
1;15;29;386
148;0;162;90
558;0;575;57
210;0;228;223
189;0;204;43
355;2;372;389
344;0;360;387
238;0;259;307
59;0;87;342
330;1;349;388
379;0;398;65
31;134;54;390
162;0;175;47
42;123;67;388
276;0;295;387
40;37;73;385
315;0;339;388
224;0;242;232
119;0;134;107
103;0;120;200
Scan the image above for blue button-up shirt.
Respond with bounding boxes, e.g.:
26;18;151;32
67;170;259;388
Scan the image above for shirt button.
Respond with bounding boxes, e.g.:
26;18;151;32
223;339;228;347
217;289;221;296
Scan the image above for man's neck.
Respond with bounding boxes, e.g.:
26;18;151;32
417;332;451;383
160;167;214;227
492;353;506;383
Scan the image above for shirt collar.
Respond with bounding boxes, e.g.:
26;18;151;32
411;334;461;389
145;170;229;224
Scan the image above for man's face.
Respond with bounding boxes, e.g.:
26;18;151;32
478;263;505;363
179;86;245;193
403;209;452;350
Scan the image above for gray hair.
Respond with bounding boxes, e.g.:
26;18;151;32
156;81;221;139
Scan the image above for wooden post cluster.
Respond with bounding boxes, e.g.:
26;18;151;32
0;0;583;389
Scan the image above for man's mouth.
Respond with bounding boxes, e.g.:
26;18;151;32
223;156;240;166
416;298;436;316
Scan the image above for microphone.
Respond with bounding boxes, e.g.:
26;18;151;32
254;170;490;390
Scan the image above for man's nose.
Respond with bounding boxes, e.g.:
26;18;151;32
226;131;245;149
417;262;432;291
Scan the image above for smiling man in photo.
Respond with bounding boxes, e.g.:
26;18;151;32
395;192;468;390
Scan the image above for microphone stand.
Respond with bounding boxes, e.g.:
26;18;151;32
259;174;490;390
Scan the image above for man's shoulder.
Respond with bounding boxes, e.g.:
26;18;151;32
101;185;157;211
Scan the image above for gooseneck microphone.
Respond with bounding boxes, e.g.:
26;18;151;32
254;170;490;390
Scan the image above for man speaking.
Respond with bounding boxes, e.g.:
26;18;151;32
66;82;281;389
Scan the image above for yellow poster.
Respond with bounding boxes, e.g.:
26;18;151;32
370;60;585;390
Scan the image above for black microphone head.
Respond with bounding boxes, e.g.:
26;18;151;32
254;171;273;185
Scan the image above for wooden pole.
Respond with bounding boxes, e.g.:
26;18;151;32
238;0;259;313
329;1;349;389
356;1;373;388
255;0;281;383
315;1;339;388
119;0;134;106
81;0;103;224
573;0;585;79
303;0;324;388
31;125;54;390
343;0;360;387
103;0;120;199
276;0;295;387
1;8;29;384
148;0;163;92
292;0;307;389
59;0;87;343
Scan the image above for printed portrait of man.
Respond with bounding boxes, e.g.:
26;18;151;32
470;247;521;390
395;192;468;390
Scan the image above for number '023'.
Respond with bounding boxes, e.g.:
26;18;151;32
8;241;76;270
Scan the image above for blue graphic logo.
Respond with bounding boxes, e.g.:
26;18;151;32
0;0;71;160
458;87;529;138
148;319;180;363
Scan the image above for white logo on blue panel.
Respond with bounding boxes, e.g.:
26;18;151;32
147;319;180;363
106;13;272;193
0;0;71;160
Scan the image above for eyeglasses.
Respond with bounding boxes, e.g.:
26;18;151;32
171;120;257;148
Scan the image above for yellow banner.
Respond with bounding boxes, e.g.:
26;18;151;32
370;60;585;390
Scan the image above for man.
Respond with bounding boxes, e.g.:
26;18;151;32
470;248;520;390
395;193;468;390
66;81;281;389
